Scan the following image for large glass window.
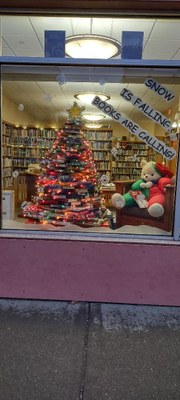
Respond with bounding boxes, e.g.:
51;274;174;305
1;63;179;236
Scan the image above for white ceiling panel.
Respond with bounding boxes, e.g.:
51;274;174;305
2;39;15;56
37;35;44;48
36;81;61;95
3;35;43;51
151;20;180;40
143;51;178;60
70;18;92;35
144;39;180;54
30;17;73;36
2;16;35;35
111;18;156;40
172;50;180;60
86;18;115;37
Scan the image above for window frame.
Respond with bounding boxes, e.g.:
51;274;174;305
0;56;180;243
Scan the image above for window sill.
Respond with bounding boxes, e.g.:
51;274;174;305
0;229;180;246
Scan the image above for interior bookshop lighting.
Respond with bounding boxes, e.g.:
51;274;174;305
65;34;121;59
85;123;103;129
74;92;110;104
172;112;180;129
175;111;180;120
172;121;180;129
82;113;105;122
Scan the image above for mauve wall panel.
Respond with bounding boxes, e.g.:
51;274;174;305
0;238;180;305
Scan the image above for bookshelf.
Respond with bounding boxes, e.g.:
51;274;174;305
11;126;57;171
111;141;149;181
2;123;13;189
85;129;113;175
2;122;57;189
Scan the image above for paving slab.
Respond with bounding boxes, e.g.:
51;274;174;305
0;299;88;400
84;303;180;400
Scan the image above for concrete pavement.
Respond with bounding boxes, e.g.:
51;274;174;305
0;299;180;400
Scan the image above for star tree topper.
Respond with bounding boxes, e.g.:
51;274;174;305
66;102;85;119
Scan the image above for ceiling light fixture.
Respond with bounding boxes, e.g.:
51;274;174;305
85;122;103;129
65;34;121;59
74;92;110;104
82;113;105;122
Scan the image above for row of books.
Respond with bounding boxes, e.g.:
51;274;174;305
2;147;12;156
96;161;111;170
112;174;131;180
93;153;111;161
13;158;38;168
12;128;57;138
112;168;141;175
12;137;55;146
3;177;13;188
113;156;146;162
120;143;148;150
13;149;47;157
3;158;12;167
3;167;12;177
112;161;142;168
116;150;148;156
14;149;37;157
2;136;11;144
90;142;111;150
3;125;12;136
87;131;112;140
112;174;141;180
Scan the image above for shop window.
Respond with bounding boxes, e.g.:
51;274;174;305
1;63;179;237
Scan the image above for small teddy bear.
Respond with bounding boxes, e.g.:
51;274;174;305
111;160;173;218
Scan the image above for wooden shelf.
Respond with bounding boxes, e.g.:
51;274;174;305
111;140;150;181
85;128;113;176
2;122;57;189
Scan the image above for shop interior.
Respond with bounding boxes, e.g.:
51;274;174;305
1;16;180;235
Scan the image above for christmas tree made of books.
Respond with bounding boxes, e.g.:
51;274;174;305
22;103;112;228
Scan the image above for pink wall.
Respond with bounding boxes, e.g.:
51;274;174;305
0;238;180;306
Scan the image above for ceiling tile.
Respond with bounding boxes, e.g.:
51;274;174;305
30;16;72;36
111;18;156;41
151;20;180;40
172;50;180;60
144;39;180;53
3;35;43;51
2;16;35;35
